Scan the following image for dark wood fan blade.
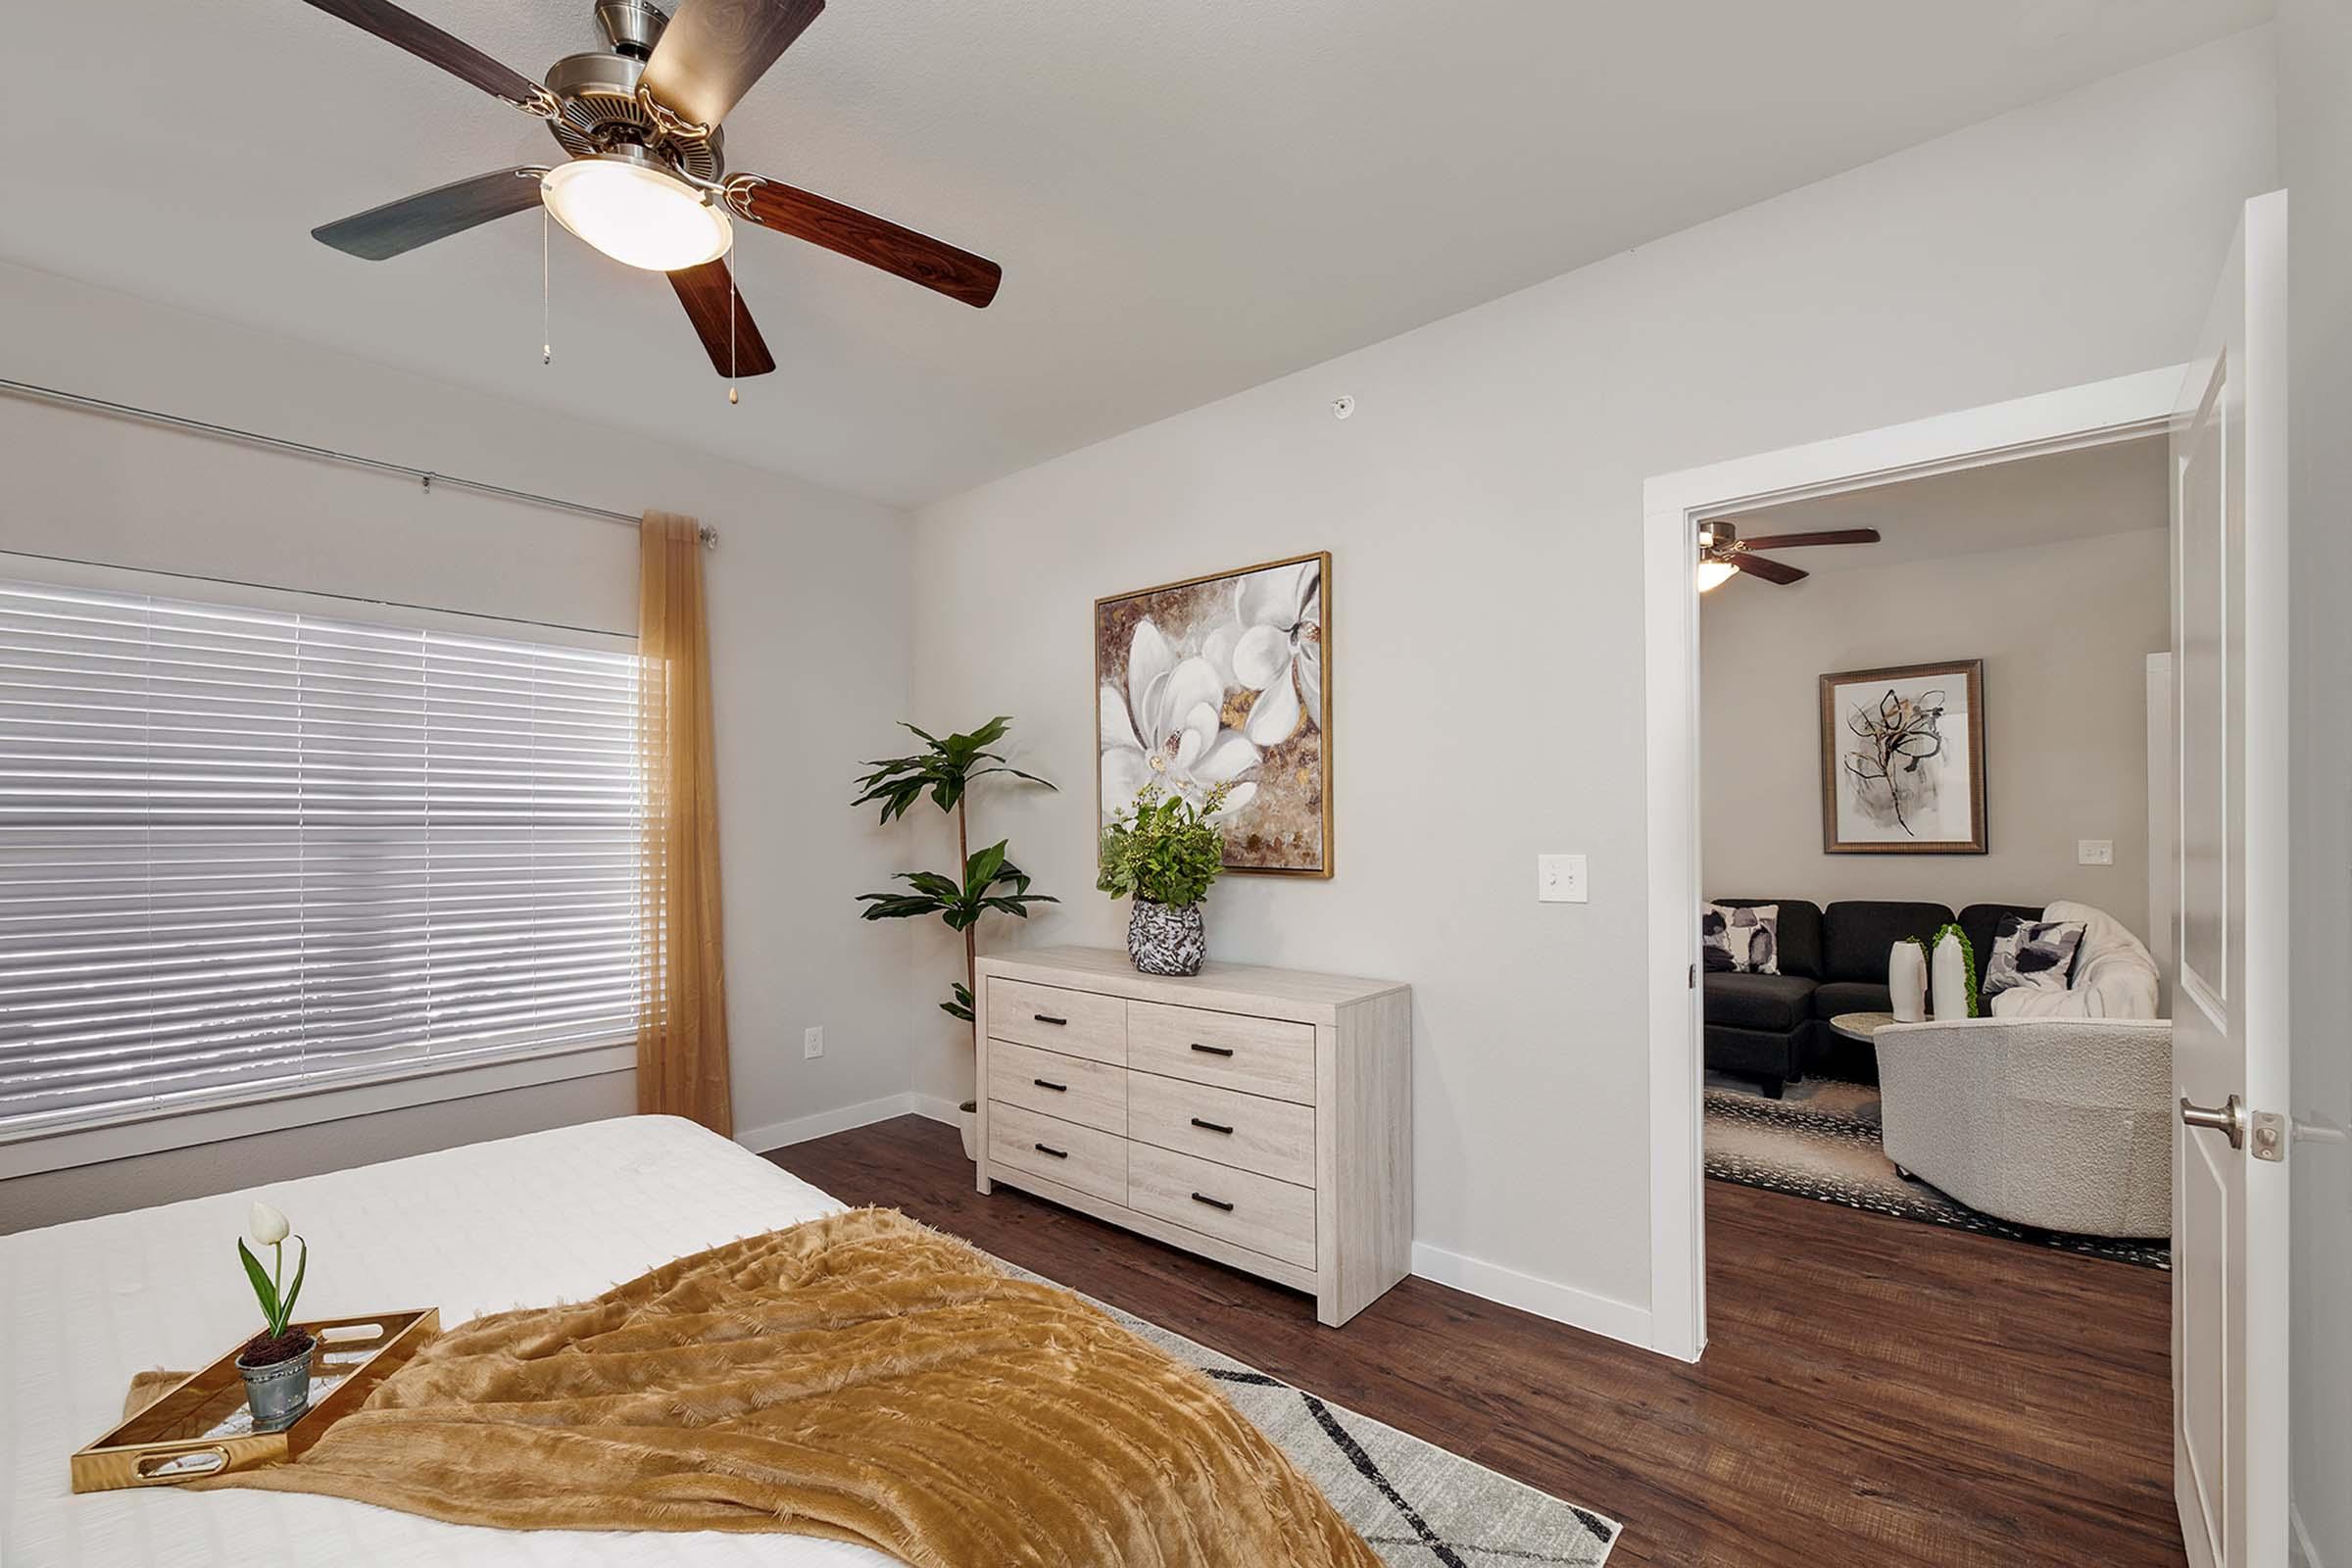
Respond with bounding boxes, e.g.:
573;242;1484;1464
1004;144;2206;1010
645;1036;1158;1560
643;0;825;130
730;177;1001;307
1734;528;1883;551
313;169;546;260
667;261;778;377
1734;553;1809;586
296;0;546;108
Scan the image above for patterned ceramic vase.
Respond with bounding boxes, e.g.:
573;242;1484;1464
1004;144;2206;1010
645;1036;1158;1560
1128;900;1206;976
1888;941;1928;1022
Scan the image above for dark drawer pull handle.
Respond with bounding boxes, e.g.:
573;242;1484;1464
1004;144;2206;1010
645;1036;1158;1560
1190;1117;1234;1135
1191;1192;1235;1212
1034;1013;1068;1026
1190;1043;1235;1057
1034;1142;1068;1159
1033;1078;1068;1093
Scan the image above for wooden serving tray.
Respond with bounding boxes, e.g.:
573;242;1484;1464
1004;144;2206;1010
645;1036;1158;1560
71;1308;439;1493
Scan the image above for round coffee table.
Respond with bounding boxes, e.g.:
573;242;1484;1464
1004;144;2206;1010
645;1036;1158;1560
1828;1009;1897;1043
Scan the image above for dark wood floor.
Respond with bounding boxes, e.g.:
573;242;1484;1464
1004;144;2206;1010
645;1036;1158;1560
771;1115;2180;1568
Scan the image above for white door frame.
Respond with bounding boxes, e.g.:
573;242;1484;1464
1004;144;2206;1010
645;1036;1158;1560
1639;365;2187;1362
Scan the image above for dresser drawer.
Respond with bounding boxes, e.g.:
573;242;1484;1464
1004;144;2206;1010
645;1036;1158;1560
1130;1071;1315;1186
987;1102;1128;1204
1129;1142;1316;1268
988;1040;1127;1136
1128;1001;1315;1103
987;979;1127;1064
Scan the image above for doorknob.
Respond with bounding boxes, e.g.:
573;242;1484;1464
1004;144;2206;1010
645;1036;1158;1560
2180;1094;2248;1150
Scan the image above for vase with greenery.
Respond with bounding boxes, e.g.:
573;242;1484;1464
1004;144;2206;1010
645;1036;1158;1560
854;717;1056;1156
233;1201;314;1430
1098;782;1230;976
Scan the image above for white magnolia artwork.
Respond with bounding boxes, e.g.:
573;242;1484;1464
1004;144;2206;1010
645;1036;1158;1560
1095;552;1330;876
1818;660;1986;854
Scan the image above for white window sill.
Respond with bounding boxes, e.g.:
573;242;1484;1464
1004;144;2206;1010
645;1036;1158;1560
0;1042;638;1181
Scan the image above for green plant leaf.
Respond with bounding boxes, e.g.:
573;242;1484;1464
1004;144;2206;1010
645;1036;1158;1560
277;1236;309;1337
237;1237;278;1326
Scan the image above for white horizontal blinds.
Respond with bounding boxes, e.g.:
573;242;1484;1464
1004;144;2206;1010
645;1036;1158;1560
0;577;641;1139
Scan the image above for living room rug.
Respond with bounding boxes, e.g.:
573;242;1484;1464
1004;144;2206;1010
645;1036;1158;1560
1008;1261;1624;1567
1704;1078;2171;1270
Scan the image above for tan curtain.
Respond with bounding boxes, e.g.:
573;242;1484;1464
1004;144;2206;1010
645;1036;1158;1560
636;511;732;1135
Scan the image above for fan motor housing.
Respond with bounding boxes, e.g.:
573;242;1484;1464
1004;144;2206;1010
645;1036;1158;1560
543;50;725;185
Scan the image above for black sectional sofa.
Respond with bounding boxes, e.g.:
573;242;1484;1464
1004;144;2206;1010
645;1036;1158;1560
1704;898;2042;1097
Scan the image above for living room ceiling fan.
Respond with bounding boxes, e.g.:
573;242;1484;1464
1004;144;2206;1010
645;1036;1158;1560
296;0;1003;381
1695;519;1881;590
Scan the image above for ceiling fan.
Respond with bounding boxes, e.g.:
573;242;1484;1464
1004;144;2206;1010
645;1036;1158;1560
298;0;1003;381
1695;519;1881;590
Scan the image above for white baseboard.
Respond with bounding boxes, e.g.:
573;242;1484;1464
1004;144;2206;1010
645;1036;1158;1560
735;1093;922;1154
907;1093;964;1126
1410;1241;1652;1351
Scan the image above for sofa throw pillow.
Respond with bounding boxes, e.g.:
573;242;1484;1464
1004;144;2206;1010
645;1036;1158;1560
1701;903;1781;975
1980;914;2087;1002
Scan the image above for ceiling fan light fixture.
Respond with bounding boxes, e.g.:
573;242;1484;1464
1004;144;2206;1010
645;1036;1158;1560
541;155;732;272
1695;558;1739;593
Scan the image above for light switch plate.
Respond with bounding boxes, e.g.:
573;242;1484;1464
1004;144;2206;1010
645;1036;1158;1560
2078;839;2114;866
804;1026;825;1059
1538;854;1588;904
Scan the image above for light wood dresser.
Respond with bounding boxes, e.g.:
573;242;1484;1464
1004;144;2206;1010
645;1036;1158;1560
974;944;1411;1327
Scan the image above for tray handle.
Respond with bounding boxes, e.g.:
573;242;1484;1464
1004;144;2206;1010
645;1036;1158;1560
133;1445;230;1483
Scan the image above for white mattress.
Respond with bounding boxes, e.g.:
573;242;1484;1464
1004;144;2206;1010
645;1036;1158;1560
1;1114;911;1567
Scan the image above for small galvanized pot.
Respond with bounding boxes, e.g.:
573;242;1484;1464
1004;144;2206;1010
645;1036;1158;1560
1128;900;1205;977
236;1338;315;1432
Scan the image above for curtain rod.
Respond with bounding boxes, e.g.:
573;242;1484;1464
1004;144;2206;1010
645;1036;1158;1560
0;376;717;551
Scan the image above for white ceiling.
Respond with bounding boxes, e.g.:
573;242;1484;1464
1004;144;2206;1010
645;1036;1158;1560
2;1;2267;507
1720;432;2169;579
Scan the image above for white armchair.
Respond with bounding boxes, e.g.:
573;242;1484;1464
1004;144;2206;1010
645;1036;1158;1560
1874;1015;2173;1238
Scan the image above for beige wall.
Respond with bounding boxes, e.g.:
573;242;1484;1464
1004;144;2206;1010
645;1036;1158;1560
1700;528;2169;940
0;261;918;1231
906;32;2276;1323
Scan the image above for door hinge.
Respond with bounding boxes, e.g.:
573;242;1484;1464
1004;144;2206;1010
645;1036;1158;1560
2252;1108;2287;1163
1688;962;1697;990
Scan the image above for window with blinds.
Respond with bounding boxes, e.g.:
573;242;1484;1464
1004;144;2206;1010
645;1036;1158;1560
0;576;642;1140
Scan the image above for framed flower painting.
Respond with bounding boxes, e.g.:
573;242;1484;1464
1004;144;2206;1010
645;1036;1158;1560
1096;552;1332;876
1818;660;1986;854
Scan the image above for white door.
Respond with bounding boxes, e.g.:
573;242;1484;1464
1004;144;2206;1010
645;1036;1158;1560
2171;189;2289;1568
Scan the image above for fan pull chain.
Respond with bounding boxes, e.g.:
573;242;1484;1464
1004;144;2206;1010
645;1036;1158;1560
541;209;553;367
727;257;739;405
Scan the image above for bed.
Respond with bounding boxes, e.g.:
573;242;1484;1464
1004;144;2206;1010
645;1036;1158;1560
1;1115;913;1567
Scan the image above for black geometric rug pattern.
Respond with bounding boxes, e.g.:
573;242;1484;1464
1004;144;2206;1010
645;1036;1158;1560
995;1257;1623;1565
1704;1080;2170;1271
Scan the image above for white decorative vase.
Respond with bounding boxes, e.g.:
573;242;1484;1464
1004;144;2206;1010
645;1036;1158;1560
1888;943;1927;1023
1930;932;1971;1021
957;1101;977;1162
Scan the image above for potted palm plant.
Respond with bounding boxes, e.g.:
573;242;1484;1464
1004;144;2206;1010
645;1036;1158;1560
1098;782;1230;976
855;717;1056;1157
233;1201;313;1430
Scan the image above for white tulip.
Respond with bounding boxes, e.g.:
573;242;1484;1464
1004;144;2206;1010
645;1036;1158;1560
249;1201;290;1246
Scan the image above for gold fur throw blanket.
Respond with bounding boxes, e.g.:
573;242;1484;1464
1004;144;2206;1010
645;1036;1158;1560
143;1207;1381;1567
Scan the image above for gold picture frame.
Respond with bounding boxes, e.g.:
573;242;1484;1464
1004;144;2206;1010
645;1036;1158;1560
1819;659;1987;855
1095;551;1333;877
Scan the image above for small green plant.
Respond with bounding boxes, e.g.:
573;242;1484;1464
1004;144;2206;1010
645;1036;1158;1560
1098;783;1230;908
236;1201;310;1358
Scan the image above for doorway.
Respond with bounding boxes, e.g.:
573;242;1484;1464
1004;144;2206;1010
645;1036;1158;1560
1639;365;2186;1361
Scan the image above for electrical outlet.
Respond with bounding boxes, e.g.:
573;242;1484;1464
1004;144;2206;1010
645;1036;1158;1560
1538;854;1588;904
2078;839;2115;866
803;1026;824;1059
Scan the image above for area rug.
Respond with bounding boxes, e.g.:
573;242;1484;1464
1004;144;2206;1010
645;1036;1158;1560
1006;1261;1623;1567
1704;1078;2170;1271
